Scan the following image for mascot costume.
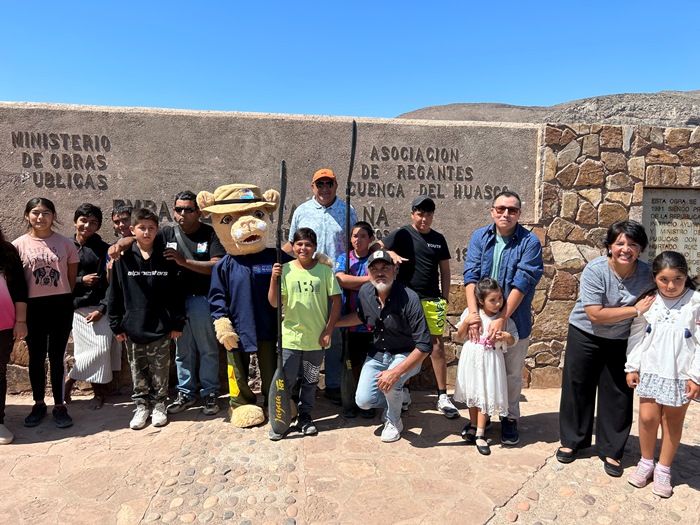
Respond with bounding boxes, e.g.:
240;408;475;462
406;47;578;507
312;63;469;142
198;183;289;428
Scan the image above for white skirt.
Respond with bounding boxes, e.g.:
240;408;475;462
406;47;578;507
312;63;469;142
453;341;509;418
69;307;122;383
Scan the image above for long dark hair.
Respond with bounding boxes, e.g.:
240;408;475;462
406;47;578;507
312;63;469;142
652;251;698;291
23;197;59;230
0;225;22;282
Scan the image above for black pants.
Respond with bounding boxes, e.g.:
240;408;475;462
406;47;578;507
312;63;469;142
347;332;373;368
26;294;74;406
559;324;633;460
0;329;13;423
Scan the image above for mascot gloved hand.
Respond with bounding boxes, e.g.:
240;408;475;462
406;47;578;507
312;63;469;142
200;184;282;428
212;318;240;350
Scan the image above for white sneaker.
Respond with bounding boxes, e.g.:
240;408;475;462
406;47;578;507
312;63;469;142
381;418;404;443
401;387;411;412
151;402;168;427
129;404;150;430
0;423;14;445
436;394;459;419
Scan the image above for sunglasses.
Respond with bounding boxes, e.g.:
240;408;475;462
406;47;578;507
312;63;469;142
314;180;335;188
492;206;520;215
174;206;197;214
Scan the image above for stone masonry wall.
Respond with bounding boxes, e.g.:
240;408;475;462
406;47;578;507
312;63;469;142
379;123;700;391
519;123;700;388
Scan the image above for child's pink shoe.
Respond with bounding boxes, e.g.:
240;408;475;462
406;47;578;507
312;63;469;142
628;460;654;488
652;466;673;498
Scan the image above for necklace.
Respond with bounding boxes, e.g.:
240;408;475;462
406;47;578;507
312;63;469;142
609;260;636;291
660;289;689;315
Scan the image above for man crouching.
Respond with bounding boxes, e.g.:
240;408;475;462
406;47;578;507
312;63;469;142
336;250;432;442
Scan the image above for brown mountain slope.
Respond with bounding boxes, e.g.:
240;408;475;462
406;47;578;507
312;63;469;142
397;90;700;127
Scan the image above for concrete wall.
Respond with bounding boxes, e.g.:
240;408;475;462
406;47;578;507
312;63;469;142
0;103;539;282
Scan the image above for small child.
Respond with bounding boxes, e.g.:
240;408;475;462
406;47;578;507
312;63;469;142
107;208;186;430
625;251;700;497
454;277;518;455
268;227;341;439
334;221;375;418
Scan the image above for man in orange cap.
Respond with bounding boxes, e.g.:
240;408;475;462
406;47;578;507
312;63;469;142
283;168;357;405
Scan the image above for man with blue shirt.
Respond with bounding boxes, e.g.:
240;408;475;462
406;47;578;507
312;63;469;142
283;168;357;405
462;190;543;446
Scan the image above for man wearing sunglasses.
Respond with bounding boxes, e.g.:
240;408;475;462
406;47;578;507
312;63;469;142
161;191;227;417
462;190;543;446
283;168;358;405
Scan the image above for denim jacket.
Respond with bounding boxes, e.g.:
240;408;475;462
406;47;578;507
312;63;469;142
462;223;543;338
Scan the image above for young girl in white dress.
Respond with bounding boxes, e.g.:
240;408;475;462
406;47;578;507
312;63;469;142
625;251;700;498
454;277;518;455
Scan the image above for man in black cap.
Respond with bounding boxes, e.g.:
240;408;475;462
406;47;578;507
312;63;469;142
378;195;456;419
336;250;431;442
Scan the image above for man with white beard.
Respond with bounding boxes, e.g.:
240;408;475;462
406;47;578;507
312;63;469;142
336;250;432;443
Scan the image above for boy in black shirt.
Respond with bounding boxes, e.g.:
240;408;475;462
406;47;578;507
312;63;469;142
107;208;186;430
379;196;457;419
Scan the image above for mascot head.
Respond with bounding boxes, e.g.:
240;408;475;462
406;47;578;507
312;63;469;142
197;184;280;256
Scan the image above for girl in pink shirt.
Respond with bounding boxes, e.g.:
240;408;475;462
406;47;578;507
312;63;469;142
12;198;78;429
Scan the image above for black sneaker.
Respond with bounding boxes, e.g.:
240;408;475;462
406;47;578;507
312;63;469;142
324;388;342;406
342;406;358;418
297;413;318;435
166;392;196;414
359;408;376;418
501;417;519;445
202;393;220;415
24;403;47;427
52;405;73;428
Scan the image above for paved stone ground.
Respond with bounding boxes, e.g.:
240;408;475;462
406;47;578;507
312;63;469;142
0;389;697;525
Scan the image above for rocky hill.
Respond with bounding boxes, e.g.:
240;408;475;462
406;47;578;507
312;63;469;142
397;90;700;127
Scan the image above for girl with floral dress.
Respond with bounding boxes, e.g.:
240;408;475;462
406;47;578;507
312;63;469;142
454;277;518;455
625;251;700;497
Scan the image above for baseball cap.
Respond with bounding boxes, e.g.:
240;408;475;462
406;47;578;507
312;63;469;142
312;168;337;183
367;250;394;267
411;195;435;211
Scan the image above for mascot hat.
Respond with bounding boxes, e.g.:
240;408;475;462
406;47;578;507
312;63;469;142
199;184;279;215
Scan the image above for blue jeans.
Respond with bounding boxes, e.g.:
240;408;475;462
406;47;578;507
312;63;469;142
324;328;343;389
355;351;422;426
175;295;221;398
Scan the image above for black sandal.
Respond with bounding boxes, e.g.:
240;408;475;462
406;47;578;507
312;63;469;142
461;424;477;442
602;457;623;477
556;447;577;464
476;437;491;456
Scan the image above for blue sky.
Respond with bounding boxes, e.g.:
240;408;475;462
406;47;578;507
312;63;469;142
1;1;698;118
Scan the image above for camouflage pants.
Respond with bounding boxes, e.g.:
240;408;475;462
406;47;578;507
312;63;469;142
126;336;171;405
